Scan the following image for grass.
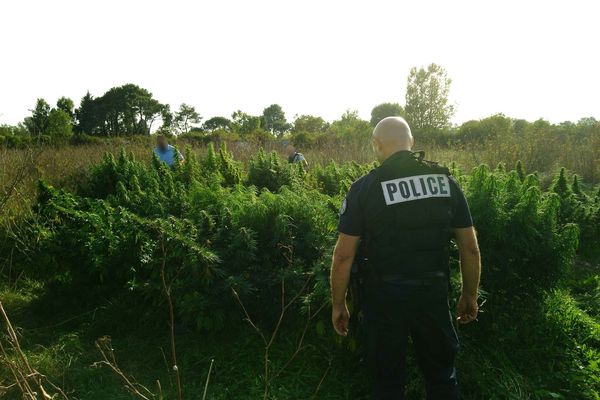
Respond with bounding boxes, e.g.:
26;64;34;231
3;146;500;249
2;132;599;222
1;254;598;399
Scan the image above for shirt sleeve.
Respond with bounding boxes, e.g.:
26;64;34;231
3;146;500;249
449;178;473;228
337;180;365;236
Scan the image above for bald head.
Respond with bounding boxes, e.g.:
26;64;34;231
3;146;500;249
372;117;414;162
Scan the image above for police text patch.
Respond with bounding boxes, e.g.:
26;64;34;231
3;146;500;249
381;174;451;205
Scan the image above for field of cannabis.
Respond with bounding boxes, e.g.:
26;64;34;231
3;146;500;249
1;142;599;399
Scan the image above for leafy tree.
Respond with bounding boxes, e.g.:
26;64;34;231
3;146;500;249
203;116;232;132
512;119;530;134
157;104;174;135
370;102;405;126
261;104;290;137
405;63;455;133
174;103;202;134
457;114;513;142
231;110;261;135
329;110;371;141
292;115;328;133
24;98;51;135
75;85;166;136
56;97;75;121
46;108;73;138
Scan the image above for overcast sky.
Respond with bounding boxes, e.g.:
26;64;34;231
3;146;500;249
0;0;598;127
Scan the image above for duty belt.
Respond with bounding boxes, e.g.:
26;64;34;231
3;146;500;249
379;270;447;284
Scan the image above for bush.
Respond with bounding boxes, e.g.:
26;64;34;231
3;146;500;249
246;148;301;192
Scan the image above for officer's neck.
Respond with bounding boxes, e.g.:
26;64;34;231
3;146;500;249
381;147;412;163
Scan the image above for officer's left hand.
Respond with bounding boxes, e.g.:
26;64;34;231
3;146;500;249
332;304;350;336
456;293;478;324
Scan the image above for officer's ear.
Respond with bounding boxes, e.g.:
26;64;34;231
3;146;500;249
372;137;381;152
410;136;415;149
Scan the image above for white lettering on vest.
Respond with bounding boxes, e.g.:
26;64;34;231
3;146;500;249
381;174;451;205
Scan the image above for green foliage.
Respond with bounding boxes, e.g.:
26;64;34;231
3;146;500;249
312;161;374;196
24;98;51;135
5;147;600;398
328;110;371;142
174;103;202;134
405;63;455;134
261;104;290;137
466;164;580;290
515;160;526;182
74;84;167;136
370;102;405;126
247;148;300;192
46;108;73;138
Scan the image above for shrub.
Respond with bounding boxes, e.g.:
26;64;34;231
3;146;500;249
246;148;300;192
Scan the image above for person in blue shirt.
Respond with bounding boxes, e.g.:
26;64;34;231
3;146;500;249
286;145;309;168
153;135;183;166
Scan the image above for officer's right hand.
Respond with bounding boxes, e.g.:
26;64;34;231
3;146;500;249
332;304;350;336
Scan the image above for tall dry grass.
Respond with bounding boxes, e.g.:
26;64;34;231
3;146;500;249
1;133;598;221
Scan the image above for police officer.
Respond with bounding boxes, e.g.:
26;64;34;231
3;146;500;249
330;117;481;399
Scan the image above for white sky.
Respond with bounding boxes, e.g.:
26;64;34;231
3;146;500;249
0;0;598;127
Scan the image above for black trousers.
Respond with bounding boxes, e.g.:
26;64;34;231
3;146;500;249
364;278;459;400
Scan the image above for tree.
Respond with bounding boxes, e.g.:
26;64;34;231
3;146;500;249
75;92;100;135
25;98;51;135
405;63;455;133
231;110;262;135
56;97;75;121
174;103;202;134
261;104;290;137
292;115;328;133
74;85;166;136
457;114;513;143
46;108;73;138
370;103;405;126
329;110;371;141
203;116;232;132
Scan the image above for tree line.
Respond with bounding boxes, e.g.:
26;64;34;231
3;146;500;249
0;64;454;138
1;63;598;147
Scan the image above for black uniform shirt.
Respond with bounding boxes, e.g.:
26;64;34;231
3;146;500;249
338;154;473;236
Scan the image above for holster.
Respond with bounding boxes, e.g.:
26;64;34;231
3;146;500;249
348;256;368;330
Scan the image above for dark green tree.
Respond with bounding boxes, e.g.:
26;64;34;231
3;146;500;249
203;116;232;131
76;84;166;136
292;115;328;133
56;97;75;121
174;103;202;134
231;110;261;135
370;102;405;126
261;104;290;137
24;98;51;135
74;92;100;135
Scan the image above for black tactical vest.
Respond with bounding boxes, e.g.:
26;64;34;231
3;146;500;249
361;151;454;278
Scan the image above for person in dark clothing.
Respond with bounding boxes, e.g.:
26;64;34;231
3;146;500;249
330;117;481;399
286;144;309;167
